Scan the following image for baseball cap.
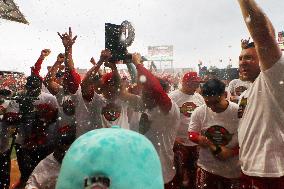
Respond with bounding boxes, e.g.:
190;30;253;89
182;72;203;83
56;126;163;189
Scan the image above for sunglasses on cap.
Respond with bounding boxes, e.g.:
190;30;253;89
84;176;110;189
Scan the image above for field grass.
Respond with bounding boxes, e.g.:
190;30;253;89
9;139;20;188
9;138;17;159
11;145;16;159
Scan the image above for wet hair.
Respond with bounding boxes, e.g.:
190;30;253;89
243;42;255;49
201;79;225;96
25;75;42;89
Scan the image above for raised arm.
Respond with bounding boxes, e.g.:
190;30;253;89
132;53;172;114
81;50;111;101
119;78;141;110
44;54;65;95
238;0;282;70
31;49;51;78
57;27;81;94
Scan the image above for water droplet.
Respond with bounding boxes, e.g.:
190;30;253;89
139;75;147;83
245;16;251;23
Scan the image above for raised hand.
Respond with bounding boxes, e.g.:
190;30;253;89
104;61;117;71
57;27;77;49
56;53;65;64
40;49;51;58
241;37;250;49
99;49;112;62
90;57;96;65
131;52;142;65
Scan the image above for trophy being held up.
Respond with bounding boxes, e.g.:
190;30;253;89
105;20;135;63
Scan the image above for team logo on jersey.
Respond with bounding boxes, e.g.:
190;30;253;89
180;102;197;117
204;125;233;146
238;97;247;118
102;103;121;122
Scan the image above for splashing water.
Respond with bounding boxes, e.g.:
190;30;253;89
139;75;147;83
245;15;251;23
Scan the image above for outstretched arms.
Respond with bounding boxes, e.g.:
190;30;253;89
238;0;282;70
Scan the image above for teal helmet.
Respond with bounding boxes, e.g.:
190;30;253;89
56;126;163;189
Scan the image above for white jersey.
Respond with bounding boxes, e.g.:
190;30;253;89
55;87;78;131
25;153;60;189
127;109;141;132
169;90;204;146
228;79;251;96
55;87;94;138
141;100;180;183
86;92;130;130
41;85;51;94
188;102;241;178
238;55;284;177
227;79;251;101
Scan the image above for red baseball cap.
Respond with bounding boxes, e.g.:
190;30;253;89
182;72;203;83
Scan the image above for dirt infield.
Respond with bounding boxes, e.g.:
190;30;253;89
10;159;20;189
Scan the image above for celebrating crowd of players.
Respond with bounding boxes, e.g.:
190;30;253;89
0;0;283;188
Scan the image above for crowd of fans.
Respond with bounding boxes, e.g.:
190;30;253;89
0;0;283;189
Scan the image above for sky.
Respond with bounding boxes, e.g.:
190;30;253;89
0;0;284;75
